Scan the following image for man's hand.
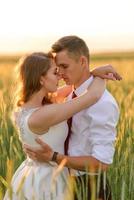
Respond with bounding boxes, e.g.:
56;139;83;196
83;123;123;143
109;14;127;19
23;138;54;162
91;64;122;81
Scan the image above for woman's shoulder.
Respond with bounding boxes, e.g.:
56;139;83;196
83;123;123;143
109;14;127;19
14;107;41;137
14;107;39;125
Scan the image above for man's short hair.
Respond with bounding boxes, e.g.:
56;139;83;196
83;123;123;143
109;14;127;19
51;35;90;63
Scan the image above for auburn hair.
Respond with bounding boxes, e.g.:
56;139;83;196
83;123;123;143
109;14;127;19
16;52;53;106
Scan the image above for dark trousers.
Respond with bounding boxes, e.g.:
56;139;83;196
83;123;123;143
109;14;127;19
73;173;112;200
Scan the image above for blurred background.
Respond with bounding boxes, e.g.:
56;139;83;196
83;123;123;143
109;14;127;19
0;0;134;199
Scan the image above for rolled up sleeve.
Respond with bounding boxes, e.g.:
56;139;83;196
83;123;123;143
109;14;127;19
85;100;119;164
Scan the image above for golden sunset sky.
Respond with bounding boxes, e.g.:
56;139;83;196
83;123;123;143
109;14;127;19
0;0;134;54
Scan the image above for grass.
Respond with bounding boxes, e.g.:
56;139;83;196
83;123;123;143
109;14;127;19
0;52;134;199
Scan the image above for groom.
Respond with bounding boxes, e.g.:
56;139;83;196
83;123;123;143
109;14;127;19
25;36;120;200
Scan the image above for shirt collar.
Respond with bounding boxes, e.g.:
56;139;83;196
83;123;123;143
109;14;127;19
74;76;94;96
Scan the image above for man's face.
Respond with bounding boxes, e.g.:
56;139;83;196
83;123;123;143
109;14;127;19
55;50;84;86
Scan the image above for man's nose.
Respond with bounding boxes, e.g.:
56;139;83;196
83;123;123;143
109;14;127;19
58;68;64;77
57;73;61;81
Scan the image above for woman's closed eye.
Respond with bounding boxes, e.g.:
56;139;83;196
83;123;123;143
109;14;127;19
54;68;58;75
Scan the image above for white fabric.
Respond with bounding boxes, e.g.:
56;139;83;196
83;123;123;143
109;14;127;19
4;108;68;200
68;76;119;174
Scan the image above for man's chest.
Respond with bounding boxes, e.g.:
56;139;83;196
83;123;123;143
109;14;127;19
71;109;90;134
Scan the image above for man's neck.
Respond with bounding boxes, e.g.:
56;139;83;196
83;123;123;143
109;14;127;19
74;71;91;89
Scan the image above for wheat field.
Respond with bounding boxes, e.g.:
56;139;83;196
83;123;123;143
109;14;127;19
0;52;134;200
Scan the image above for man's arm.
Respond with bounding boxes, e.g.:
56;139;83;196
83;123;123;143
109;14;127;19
84;98;119;165
24;138;108;171
56;153;108;171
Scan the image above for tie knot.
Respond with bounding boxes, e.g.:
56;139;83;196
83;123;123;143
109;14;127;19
72;91;77;98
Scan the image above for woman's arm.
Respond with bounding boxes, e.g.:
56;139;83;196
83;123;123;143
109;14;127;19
29;77;105;134
54;65;121;102
91;64;122;80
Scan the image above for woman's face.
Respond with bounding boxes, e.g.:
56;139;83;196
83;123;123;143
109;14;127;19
40;59;59;93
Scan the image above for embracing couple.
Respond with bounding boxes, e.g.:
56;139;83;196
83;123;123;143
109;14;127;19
4;36;121;200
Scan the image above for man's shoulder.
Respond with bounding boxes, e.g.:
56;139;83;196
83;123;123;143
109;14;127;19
85;89;120;125
87;89;119;111
102;89;117;103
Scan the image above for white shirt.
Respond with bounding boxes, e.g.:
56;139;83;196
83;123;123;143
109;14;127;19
67;76;119;168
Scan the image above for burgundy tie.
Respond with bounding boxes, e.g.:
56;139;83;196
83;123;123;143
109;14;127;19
64;91;77;155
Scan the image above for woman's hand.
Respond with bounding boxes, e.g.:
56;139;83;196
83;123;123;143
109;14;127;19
91;64;122;80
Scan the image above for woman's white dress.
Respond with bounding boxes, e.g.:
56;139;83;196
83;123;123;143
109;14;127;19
4;108;68;200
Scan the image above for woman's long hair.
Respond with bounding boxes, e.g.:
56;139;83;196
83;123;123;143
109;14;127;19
16;52;53;107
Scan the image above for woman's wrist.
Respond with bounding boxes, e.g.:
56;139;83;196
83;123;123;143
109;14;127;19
90;67;98;75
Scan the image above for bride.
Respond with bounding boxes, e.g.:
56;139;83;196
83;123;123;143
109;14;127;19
4;52;119;200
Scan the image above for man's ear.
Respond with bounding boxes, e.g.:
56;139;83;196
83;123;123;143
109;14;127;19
80;56;88;67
